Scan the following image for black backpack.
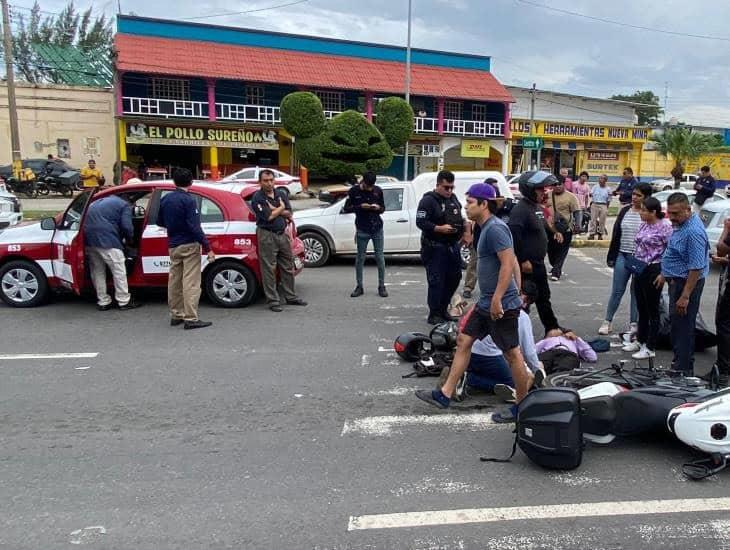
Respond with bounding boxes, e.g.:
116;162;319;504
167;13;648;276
482;388;583;470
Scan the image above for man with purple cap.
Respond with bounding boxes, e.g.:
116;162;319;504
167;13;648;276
416;182;530;421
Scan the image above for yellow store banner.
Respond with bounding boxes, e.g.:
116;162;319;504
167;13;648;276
461;139;491;158
511;119;649;143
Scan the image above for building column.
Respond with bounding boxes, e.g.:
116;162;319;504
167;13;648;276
209;146;219;180
118;120;127;163
503;102;511;174
116;71;125;116
207;79;217;122
437;97;445;135
365;92;374;122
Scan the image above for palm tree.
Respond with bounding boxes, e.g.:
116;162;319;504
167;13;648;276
651;127;713;189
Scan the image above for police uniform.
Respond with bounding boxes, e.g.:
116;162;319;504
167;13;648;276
416;190;465;322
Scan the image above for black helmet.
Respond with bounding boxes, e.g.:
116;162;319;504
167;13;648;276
394;332;433;362
430;321;458;351
518;170;558;202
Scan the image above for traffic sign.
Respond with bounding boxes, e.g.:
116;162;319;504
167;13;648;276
522;136;544;149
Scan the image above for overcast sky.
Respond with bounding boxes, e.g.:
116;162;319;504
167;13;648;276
24;0;730;127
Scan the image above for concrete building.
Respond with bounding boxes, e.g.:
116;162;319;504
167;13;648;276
0;82;115;177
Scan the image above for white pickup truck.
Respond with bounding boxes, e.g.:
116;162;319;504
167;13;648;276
294;171;513;267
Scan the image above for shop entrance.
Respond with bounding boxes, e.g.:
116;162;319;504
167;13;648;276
543;149;577;177
126;144;203;180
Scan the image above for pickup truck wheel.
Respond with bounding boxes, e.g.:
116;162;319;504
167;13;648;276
0;260;49;307
663;185;673;191
204;261;257;308
300;232;331;267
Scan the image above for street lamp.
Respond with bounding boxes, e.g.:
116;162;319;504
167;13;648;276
403;0;412;181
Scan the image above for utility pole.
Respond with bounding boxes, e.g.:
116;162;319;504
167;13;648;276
663;81;669;125
526;82;536;171
1;0;22;178
402;0;412;181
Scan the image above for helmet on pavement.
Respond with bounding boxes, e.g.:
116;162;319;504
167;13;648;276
518;170;558;202
394;332;433;362
430;321;459;351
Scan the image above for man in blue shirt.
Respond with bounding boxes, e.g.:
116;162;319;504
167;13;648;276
656;193;709;373
416;183;529;420
588;174;612;240
158;168;215;329
343;171;387;298
84;194;141;310
613;167;638;206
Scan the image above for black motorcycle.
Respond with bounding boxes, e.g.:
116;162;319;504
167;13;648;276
5;176;38;198
37;174;74;197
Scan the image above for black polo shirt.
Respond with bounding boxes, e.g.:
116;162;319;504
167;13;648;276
344;184;386;234
251;188;292;233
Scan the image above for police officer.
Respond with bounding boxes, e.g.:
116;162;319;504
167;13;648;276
416;170;465;324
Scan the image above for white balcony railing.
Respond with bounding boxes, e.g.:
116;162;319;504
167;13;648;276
414;117;438;133
217;103;281;124
123;97;207;119
444;119;504;137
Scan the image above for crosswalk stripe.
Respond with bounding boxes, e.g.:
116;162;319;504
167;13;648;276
0;353;99;360
347;497;730;531
341;413;501;437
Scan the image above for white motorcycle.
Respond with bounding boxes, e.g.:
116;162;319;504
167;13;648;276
668;388;730;480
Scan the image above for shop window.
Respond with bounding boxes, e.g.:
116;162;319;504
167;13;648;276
471;104;487;121
56;138;71;158
246;85;265;105
149;78;191;101
383;188;404;211
315;90;344;112
444;101;463;120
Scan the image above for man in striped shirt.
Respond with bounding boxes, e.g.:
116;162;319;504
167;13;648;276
656;193;709;373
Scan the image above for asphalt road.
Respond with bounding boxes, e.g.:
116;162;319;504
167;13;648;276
1;249;728;549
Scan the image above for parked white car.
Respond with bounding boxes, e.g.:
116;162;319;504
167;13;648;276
650;173;699;192
0;182;22;229
699;198;730;253
219;166;303;196
652;189;726;212
293;175;513;267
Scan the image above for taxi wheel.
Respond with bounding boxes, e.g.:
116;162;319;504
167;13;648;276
204;261;257;308
300;232;330;267
0;260;49;308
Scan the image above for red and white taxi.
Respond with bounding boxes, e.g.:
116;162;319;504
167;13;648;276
0;181;305;308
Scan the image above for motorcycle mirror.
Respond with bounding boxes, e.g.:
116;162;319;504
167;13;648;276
40;217;56;231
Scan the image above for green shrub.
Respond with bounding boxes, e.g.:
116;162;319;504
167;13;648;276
376;97;414;149
280;92;325;138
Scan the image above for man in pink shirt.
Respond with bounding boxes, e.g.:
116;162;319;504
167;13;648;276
559;167;573;192
572;171;591;234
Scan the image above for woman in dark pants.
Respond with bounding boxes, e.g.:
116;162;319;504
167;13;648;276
629;197;673;359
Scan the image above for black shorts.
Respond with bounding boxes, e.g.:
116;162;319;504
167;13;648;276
462;306;520;352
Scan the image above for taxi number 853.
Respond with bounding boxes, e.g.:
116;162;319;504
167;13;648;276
233;238;253;247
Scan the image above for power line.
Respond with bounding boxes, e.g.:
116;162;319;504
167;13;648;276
515;0;730;42
181;0;310;21
9;3;64;17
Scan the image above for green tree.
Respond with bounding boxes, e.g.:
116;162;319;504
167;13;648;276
610;90;663;126
2;1;113;84
651;127;713;189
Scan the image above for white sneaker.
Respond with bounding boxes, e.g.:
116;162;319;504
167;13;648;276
632;345;656;360
598;321;612;335
623;341;641;352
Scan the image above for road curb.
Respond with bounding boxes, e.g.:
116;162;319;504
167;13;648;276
571;239;611;248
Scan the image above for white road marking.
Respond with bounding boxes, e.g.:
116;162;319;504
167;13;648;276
347;497;730;531
0;353;99;360
74;366;91;371
595;267;614;277
359;386;415;397
70;526;106;545
379;304;427;310
341;413;501;437
397;280;422;286
378;347;395;352
361;354;371;367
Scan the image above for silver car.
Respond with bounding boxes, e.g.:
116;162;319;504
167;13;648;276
700;199;730;252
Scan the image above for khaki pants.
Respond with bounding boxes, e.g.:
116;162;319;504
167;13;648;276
86;247;130;307
464;243;477;292
257;228;296;304
589;203;608;236
168;242;202;321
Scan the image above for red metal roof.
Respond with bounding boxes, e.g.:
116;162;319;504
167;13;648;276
115;34;513;103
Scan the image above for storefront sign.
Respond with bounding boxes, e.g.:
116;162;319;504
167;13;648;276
510;119;649;143
461;139;491;158
587;151;619;161
126;123;279;149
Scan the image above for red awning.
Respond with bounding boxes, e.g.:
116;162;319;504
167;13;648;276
115;34;513;103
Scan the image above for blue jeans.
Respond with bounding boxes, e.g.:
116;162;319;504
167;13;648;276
466;353;513;390
605;252;638;324
355;229;385;287
668;277;705;373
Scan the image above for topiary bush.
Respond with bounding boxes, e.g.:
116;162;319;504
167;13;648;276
375;96;414;149
280;92;325;138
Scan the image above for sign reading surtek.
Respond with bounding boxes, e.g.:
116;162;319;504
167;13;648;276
126;123;279;149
